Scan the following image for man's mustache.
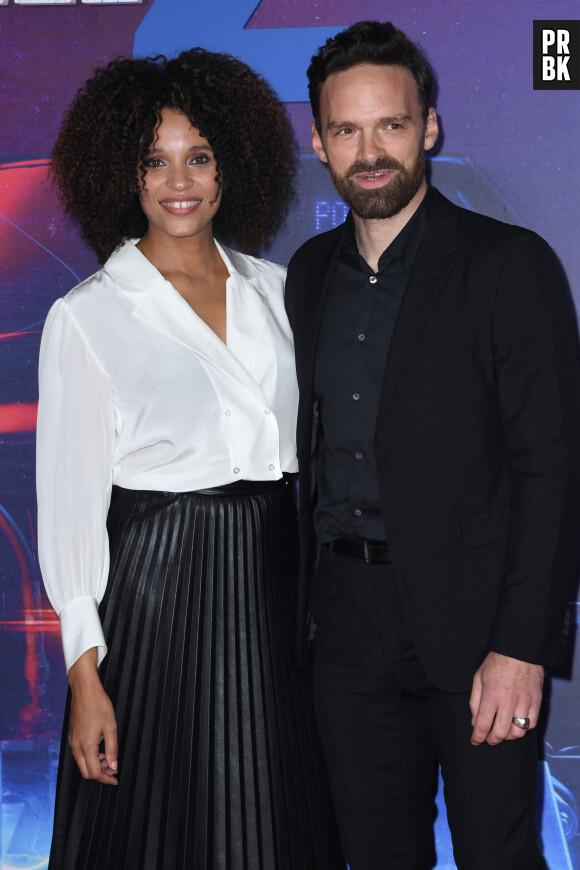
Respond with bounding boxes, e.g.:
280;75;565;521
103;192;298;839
346;157;404;178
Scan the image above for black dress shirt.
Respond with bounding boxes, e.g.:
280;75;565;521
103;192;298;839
314;193;429;544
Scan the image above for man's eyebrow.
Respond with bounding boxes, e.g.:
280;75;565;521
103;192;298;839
383;114;413;123
326;114;412;131
326;120;357;131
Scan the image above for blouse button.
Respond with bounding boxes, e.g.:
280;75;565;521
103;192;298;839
353;392;360;401
269;464;275;471
233;467;240;474
264;409;271;415
369;276;377;284
225;410;232;417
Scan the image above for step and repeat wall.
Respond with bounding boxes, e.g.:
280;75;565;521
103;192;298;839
1;1;579;867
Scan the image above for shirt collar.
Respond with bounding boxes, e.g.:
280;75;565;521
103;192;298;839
339;186;431;273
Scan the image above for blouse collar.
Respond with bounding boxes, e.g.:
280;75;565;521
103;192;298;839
102;239;272;405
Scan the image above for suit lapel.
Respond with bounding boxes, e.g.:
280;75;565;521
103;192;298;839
376;191;460;424
306;248;337;376
295;234;339;389
291;232;339;478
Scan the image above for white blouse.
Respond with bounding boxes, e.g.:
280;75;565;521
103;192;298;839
36;239;299;672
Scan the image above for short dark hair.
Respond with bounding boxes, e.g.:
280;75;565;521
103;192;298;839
52;49;296;263
308;20;434;129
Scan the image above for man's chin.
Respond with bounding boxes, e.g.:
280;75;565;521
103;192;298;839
351;204;399;220
349;194;412;220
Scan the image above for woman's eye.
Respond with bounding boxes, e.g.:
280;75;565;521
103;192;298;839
143;153;213;169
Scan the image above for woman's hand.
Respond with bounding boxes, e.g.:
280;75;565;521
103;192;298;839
67;648;119;785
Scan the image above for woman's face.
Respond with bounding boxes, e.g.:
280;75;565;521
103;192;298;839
138;108;222;244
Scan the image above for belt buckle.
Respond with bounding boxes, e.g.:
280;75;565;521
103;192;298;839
363;541;389;563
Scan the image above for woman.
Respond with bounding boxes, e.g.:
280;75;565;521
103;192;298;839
37;49;343;869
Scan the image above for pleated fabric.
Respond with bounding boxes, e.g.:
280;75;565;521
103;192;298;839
49;480;344;870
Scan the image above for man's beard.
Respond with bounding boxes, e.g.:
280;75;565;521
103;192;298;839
329;146;425;220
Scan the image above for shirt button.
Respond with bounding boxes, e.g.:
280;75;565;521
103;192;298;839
354;508;362;517
355;452;363;460
225;410;231;417
264;409;271;415
358;333;366;342
269;464;275;471
369;276;377;284
353;393;360;401
233;467;240;474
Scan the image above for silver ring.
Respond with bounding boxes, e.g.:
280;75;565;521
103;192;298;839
512;716;531;729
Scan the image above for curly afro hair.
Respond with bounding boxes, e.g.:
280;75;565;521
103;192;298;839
51;49;296;263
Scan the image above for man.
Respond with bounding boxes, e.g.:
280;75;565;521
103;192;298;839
284;20;580;870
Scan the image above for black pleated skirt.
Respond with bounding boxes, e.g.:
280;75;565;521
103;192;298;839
49;479;343;870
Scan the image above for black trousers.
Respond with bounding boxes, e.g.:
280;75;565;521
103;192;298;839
311;546;546;870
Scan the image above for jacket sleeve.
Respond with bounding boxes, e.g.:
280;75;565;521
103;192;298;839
36;298;115;672
284;254;298;331
488;232;580;667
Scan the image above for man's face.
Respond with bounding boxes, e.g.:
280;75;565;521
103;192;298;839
312;63;438;220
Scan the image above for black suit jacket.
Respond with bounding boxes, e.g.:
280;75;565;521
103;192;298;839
285;188;580;692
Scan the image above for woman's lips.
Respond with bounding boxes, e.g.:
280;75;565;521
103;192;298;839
161;198;201;215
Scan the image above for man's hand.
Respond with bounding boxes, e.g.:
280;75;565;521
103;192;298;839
68;648;119;785
469;651;543;746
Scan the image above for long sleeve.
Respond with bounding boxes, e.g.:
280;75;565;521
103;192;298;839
488;233;580;665
37;298;116;672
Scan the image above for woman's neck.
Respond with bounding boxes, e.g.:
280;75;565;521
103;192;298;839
137;226;221;280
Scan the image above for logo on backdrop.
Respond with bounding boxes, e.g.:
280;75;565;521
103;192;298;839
533;20;579;89
134;0;338;102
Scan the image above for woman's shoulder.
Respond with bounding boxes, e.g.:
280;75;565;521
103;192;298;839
57;240;139;318
54;267;112;328
44;267;106;319
42;248;133;346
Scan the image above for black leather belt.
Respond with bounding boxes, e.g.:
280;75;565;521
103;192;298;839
327;537;391;564
196;476;289;496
